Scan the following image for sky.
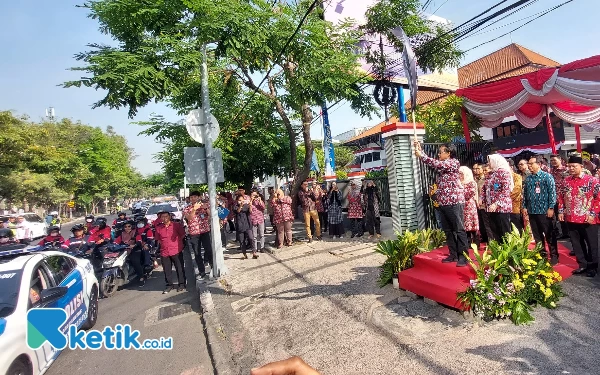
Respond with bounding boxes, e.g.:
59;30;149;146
1;0;598;175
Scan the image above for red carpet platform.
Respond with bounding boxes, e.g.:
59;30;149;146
398;242;578;310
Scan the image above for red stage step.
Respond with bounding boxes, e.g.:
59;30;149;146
398;243;578;310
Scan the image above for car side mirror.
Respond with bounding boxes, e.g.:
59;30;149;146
40;286;68;304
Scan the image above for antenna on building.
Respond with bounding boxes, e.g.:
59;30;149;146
45;107;55;122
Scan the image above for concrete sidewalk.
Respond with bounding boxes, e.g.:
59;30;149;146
198;217;600;375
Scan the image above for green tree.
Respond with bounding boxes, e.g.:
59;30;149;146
64;0;461;200
416;95;482;143
297;141;356;174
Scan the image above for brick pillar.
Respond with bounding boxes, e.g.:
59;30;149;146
382;122;426;233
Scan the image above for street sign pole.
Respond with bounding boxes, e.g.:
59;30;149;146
201;44;227;278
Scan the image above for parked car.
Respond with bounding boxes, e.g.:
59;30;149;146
144;203;182;225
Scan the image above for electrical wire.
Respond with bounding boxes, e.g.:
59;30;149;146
463;0;575;52
431;0;451;16
225;0;320;129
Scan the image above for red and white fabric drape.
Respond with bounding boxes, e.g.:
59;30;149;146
455;55;600;129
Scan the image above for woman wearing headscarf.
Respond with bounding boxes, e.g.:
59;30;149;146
362;180;382;239
314;184;328;233
271;189;294;249
347;180;364;238
481;154;514;241
459;166;479;250
327;182;344;238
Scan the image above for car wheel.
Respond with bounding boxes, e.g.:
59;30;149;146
7;358;31;375
82;285;99;330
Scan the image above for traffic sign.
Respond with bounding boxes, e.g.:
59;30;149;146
67;201;75;208
184;147;225;185
185;109;220;144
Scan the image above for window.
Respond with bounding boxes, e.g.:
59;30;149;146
0;270;24;316
24;214;43;223
29;266;51;308
45;256;75;285
372;152;381;161
364;153;373;163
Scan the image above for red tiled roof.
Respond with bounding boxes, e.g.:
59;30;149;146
344;117;399;144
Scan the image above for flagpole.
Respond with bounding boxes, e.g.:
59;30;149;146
412;109;417;141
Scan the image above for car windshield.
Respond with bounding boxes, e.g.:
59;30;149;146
0;269;23;318
146;205;177;214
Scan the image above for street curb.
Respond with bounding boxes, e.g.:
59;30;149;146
190;248;237;375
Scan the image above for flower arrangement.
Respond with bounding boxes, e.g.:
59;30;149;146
457;226;564;325
376;228;445;287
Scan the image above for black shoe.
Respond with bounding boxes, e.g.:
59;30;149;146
572;268;587;275
163;285;174;294
569;250;576;256
316;236;322;241
442;256;458;263
550;257;559;266
177;284;186;292
357;233;363;238
350;233;356;238
138;278;146;287
308;238;313;243
586;270;597;278
456;258;468;267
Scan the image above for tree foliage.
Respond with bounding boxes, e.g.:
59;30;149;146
0;111;155;213
416;95;482;143
297;141;356;174
64;0;462;200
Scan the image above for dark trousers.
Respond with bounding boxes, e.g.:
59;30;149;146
220;226;227;247
568;222;599;269
489;212;511;242
510;213;524;232
365;210;381;235
319;212;328;232
129;250;144;279
162;253;185;286
529;214;558;258
238;229;255;254
466;231;480;250
351;218;364;236
188;233;213;274
477;209;489;243
269;214;276;231
438;204;469;260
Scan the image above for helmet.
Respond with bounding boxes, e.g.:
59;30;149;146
123;220;135;228
135;216;148;224
48;226;60;235
71;224;85;232
95;217;108;228
85;215;94;223
117;211;126;217
50;211;59;216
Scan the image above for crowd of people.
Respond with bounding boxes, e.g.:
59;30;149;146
415;140;600;278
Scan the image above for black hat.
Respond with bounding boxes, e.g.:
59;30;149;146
568;155;583;165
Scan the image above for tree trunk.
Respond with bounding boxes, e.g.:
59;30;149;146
290;104;314;209
273;99;298;175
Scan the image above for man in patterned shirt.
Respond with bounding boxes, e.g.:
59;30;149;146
523;155;558;264
297;180;321;243
550;154;570;239
558;154;600;277
183;191;212;278
414;141;468;267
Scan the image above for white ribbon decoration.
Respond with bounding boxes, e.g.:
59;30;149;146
520;69;559;96
463;90;531;120
550;105;600;125
554;77;600;107
514;109;545;128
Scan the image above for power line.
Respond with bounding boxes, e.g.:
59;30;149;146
455;0;540;42
226;0;320;129
431;0;451;16
464;0;575;52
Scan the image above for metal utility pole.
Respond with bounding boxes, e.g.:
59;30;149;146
201;45;227;278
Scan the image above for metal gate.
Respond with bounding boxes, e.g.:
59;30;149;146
418;142;493;229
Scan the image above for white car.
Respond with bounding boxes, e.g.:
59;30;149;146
0;246;99;375
144;203;183;225
1;214;48;241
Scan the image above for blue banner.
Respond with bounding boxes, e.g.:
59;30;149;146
321;103;335;176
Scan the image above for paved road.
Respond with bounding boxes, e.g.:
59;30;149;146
46;215;213;375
